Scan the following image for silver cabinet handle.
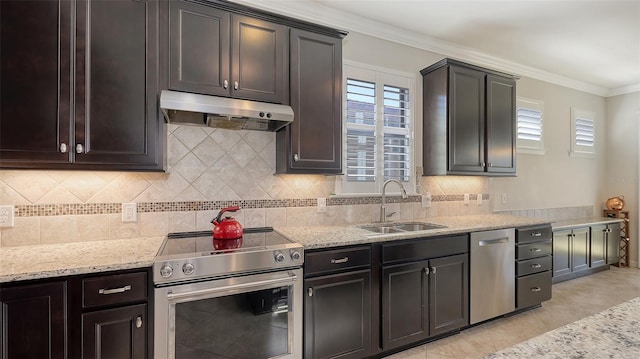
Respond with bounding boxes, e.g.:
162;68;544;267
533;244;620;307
530;263;542;268
530;232;542;237
223;80;228;89
99;285;131;295
76;143;84;154
234;81;238;90
293;153;299;161
423;267;430;275
432;267;437;274
60;143;67;153
308;288;313;297
488;163;493;167
480;162;486;168
330;257;348;264
135;316;143;328
530;248;542;252
530;287;542;292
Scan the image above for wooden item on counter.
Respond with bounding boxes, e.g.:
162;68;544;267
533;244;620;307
603;209;630;267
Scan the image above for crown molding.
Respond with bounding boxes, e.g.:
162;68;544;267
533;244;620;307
231;0;635;98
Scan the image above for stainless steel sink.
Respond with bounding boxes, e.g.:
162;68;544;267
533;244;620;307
359;225;404;234
360;221;446;234
391;222;446;231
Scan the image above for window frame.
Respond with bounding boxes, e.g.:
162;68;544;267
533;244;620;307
516;97;545;155
336;61;416;196
570;107;596;158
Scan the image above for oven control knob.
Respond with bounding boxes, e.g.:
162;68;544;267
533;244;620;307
274;251;285;263
160;264;174;278
182;263;195;276
290;250;301;261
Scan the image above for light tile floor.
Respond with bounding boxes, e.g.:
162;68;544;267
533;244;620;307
384;266;640;359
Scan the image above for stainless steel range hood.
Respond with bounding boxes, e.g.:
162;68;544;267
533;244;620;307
160;90;294;131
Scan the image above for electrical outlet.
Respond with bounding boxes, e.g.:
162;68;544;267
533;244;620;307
477;193;483;205
0;205;15;228
317;198;327;213
464;194;470;205
501;193;508;204
421;192;432;208
122;203;137;222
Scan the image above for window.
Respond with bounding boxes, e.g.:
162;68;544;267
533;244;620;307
570;108;596;158
337;63;415;195
516;97;544;155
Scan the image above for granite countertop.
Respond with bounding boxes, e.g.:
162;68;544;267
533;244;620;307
552;216;624;230
0;236;165;283
276;214;552;249
3;213;603;283
485;296;640;358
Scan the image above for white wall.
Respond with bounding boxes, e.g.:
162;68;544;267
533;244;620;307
605;92;640;267
491;77;607;212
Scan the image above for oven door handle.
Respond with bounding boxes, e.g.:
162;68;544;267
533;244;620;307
166;273;298;301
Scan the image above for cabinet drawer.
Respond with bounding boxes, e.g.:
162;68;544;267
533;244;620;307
517;255;552;276
516;225;552;244
382;234;468;264
305;246;371;276
82;271;147;308
516;240;552;260
516;271;552;309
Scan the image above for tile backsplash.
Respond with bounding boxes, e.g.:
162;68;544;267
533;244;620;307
0;125;494;246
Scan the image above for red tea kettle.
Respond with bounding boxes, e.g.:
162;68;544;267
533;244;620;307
211;206;243;250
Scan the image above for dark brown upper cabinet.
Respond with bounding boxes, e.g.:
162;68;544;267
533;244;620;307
169;0;289;104
0;0;164;171
276;28;343;174
421;58;516;176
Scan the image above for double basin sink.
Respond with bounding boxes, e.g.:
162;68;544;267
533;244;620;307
360;221;446;234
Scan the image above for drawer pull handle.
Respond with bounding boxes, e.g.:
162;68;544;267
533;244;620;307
530;263;542;268
530;287;542;292
308;288;313;297
530;232;542;237
530;248;542;252
330;257;349;264
135;316;143;328
99;285;131;295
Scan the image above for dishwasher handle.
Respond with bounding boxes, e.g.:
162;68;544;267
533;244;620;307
478;238;509;246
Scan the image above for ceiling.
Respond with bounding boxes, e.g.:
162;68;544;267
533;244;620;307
232;0;640;97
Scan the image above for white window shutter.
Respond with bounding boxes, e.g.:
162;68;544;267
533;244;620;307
570;108;596;158
516;97;544;154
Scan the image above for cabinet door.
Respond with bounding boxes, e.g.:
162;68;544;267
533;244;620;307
485;75;516;174
74;0;162;169
590;224;607;268
607;223;621;264
552;229;572;278
572;227;590;272
448;65;485;173
0;281;66;359
82;304;147;359
231;15;288;104
304;270;371;359
0;0;73;167
429;254;469;336
168;0;230;97
277;29;342;173
382;261;429;350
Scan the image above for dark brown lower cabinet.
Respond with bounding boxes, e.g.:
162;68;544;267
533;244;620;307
304;270;371;359
382;254;468;351
82;304;147;359
0;281;67;359
1;268;151;359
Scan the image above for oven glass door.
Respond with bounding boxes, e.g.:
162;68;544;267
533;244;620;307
155;269;302;359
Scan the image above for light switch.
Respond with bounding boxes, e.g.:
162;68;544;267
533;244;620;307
464;194;470;205
422;192;432;208
317;198;327;213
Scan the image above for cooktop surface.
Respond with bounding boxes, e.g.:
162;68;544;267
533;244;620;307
157;227;297;258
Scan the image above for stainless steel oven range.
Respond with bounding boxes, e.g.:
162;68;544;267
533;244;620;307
153;227;304;359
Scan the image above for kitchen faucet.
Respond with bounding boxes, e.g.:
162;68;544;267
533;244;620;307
380;179;408;222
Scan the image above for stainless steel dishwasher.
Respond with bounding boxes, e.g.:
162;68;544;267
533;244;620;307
470;228;515;324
